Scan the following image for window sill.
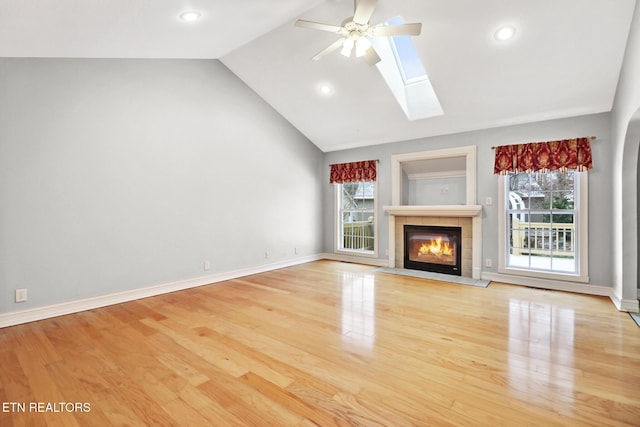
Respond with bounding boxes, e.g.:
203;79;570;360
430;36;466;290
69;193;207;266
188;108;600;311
335;249;378;259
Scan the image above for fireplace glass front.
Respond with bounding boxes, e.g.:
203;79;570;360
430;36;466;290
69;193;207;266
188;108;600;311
404;225;462;276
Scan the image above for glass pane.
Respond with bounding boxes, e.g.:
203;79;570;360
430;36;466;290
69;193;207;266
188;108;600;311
338;183;375;253
540;190;552;211
528;212;545;223
505;171;578;275
508;211;529;268
555;171;575;190
342;183;360;209
549;213;576;272
509;173;529;193
344;211;373;222
551;191;574;211
342;218;375;250
528;254;552;270
530;173;546;192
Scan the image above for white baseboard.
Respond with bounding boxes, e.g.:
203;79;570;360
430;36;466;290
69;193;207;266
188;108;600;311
0;255;322;329
482;271;640;313
620;299;639;313
610;292;640;313
481;271;612;296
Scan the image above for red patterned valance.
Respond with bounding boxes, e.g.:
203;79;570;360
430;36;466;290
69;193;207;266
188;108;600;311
329;160;377;183
493;137;593;175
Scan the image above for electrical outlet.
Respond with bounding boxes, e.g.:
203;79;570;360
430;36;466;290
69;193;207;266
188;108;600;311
486;196;493;206
204;260;211;271
294;247;298;255
265;251;269;259
15;288;27;303
485;258;493;268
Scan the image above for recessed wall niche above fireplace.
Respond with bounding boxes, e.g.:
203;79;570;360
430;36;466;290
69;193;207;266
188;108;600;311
404;225;462;276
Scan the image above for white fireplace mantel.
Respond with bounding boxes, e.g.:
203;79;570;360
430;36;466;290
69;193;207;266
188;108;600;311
383;205;482;217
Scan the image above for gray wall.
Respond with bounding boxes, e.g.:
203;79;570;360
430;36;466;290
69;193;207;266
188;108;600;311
323;113;613;287
0;58;324;314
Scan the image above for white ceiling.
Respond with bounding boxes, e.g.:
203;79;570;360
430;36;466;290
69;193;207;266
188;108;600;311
0;0;636;152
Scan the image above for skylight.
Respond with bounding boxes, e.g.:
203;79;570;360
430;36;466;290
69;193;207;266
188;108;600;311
370;17;443;121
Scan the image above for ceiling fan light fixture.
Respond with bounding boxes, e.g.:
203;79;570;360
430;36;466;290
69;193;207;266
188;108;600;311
355;37;372;58
295;0;421;65
179;11;202;22
341;37;355;57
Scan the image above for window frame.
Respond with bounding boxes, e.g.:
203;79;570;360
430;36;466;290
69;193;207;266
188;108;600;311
334;181;378;258
498;171;589;283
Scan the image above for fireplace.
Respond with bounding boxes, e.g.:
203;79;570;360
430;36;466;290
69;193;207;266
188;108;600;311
404;225;462;276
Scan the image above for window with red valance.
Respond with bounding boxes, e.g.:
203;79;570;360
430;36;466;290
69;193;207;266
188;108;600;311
493;137;593;175
495;137;592;282
329;160;377;183
330;160;378;256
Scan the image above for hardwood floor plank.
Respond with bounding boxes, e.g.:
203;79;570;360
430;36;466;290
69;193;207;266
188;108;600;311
97;364;177;426
44;360;112;427
238;371;342;426
13;348;80;427
173;381;248;426
159;397;210;425
141;317;251;379
0;350;33;405
198;376;304;425
1;260;639;426
154;350;211;387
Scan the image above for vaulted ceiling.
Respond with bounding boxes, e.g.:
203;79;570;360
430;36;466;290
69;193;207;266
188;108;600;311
0;0;635;152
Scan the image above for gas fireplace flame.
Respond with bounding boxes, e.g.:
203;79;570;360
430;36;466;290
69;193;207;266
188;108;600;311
418;237;453;257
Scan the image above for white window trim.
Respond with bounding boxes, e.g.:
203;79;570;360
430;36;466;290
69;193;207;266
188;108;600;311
498;172;589;283
334;181;379;258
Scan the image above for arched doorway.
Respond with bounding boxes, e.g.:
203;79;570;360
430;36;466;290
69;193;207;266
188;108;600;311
621;107;640;310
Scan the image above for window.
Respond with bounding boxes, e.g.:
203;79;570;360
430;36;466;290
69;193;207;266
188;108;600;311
336;181;377;255
369;17;443;121
499;171;588;282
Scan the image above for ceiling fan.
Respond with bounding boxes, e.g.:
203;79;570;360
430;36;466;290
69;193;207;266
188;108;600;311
295;0;422;65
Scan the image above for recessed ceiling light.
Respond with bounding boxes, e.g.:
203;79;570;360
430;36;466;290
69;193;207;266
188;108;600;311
179;11;202;22
494;25;516;41
318;83;334;96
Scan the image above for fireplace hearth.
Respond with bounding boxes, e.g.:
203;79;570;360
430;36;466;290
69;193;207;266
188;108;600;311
404;225;462;276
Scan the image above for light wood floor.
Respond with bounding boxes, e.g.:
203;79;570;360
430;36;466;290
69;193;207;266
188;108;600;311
1;260;639;426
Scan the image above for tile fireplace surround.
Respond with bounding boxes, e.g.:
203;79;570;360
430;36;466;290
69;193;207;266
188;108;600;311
383;206;482;279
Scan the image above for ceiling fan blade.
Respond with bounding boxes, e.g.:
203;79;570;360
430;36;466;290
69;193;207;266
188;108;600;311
353;0;377;25
363;47;381;66
370;23;422;37
312;38;346;61
295;19;342;33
